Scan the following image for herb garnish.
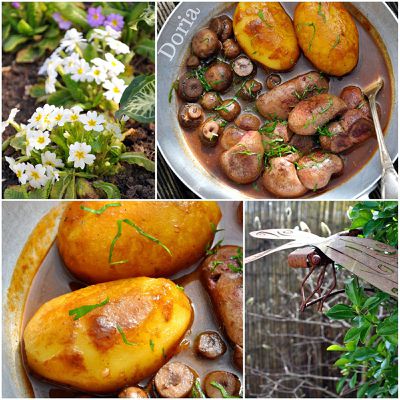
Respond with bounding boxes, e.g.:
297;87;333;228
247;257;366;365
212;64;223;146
80;203;121;215
210;260;224;272
194;66;212;91
317;125;334;137
318;97;333;114
176;284;185;291
210;222;224;234
257;10;273;28
210;381;239;398
109;219;172;265
168;80;179;103
117;324;137;346
297;22;316;51
69;297;109;320
318;2;327;22
206;238;224;255
332;34;341;49
228;247;243;273
192;378;206;398
150;339;155;351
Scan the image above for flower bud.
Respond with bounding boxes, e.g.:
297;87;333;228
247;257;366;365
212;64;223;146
63;131;70;138
104;161;111;167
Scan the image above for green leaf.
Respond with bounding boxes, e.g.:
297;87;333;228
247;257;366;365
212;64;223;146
37;36;59;52
64;174;76;199
116;74;155;123
334;357;350;366
48;89;73;107
349;209;373;229
61;74;86;102
326;304;356;320
327;344;347;351
336;376;347;394
26;2;43;27
29;83;47;98
28;181;52;199
120;152;155;172
135;38;155;63
3;185;29;199
76;178;99;199
362;293;388;311
3;23;11;41
352;347;377;361
82;43;98;62
50;175;72;199
345;278;363;307
92;181;121;199
53;3;89;29
357;382;369;398
3;34;29;52
16;19;34;36
16;45;45;63
349;372;357;389
363;218;385;237
377;323;397;336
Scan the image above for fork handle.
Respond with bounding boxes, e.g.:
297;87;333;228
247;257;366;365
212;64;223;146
368;96;398;199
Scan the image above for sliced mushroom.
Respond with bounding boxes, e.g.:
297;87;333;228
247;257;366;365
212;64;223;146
232;56;255;78
191;28;221;59
238;79;262;101
216;99;241;122
204;371;241;398
205;62;233;93
200;91;221;111
178;103;204;129
194;331;227;359
178;74;203;102
266;73;282;90
154;362;194;398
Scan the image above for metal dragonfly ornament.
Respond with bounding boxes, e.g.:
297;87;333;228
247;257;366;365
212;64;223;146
246;228;398;311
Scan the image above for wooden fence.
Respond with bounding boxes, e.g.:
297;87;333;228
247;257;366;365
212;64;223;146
245;201;355;398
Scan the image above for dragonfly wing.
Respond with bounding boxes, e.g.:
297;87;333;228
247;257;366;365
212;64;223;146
318;236;398;298
249;229;322;242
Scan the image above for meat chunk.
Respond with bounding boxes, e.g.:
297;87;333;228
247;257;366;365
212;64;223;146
260;121;293;152
200;245;243;348
288;94;347;135
262;155;308;198
256;71;329;120
289;134;316;155
297;151;344;190
220;130;264;184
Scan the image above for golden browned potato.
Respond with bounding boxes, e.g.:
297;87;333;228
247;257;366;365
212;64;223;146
294;2;359;76
233;2;300;71
57;201;221;283
23;277;193;393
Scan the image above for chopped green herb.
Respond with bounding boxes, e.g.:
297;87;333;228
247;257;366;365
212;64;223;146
259;120;278;134
264;140;298;159
192;378;206;398
356;100;366;109
80;203;121;215
332;34;341;49
210;222;224;234
215;98;237;113
313;183;319;192
150;339;155;351
116;325;137;346
318;2;327;22
257;10;273;28
168;80;179;103
228;247;243;273
297;22;316;51
210;381;239;398
210;260;224;272
317;125;334;137
252;181;260;192
176;284;185;291
109;219;172;265
69;297;109;320
206;238;224;255
292;83;326;101
303;114;317;129
318;97;333;114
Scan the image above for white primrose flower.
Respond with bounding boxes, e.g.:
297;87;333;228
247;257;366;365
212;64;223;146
89;65;107;84
50;107;67;126
63;52;81;74
39;53;62;76
61;105;83;125
5;156;16;169
90;26;121;41
41;151;65;168
2;108;19;133
105;52;125;76
60;28;86;53
12;162;29;185
26;163;49;188
103;77;128;103
29;104;56;131
45;76;57;94
105;37;130;55
71;59;92;82
68;142;96;169
105;120;122;139
30;130;51;151
79;111;105;132
45;166;60;183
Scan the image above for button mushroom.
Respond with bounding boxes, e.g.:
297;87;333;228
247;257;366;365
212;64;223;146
223;39;241;59
220;130;264;184
118;387;148;398
154;362;195;398
232;56;256;78
216;99;241;122
238;79;262;101
220;125;246;150
297;151;344;191
205;62;233;93
266;73;282;90
186;54;200;69
178;103;204;129
262;155;308;198
204;371;241;398
200;91;221;111
235;113;261;131
199;119;220;147
194;331;227;359
209;15;233;41
178;74;203;102
191;28;221;59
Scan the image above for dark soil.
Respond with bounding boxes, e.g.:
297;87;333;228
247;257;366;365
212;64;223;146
2;52;155;199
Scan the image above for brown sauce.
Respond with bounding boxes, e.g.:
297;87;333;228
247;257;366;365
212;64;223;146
17;206;242;398
177;3;393;198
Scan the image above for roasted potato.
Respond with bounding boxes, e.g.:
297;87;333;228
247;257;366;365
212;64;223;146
57;201;221;283
294;2;359;76
23;277;193;393
233;2;300;71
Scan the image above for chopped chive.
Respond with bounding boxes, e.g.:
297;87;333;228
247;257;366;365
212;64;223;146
192;378;206;398
150;339;155;351
162;347;167;359
176;284;185;291
69;297;109;321
210;381;240;398
80;203;121;215
116;324;137;346
210;222;224;234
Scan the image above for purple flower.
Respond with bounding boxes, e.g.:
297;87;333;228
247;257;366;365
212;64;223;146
87;6;105;28
11;2;20;8
52;13;72;30
105;13;124;31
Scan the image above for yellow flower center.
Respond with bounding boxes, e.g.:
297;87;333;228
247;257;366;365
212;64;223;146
78;68;84;74
31;171;39;180
88;119;96;126
35;114;42;122
55;114;62;121
71;115;78;121
38;137;45;144
113;87;120;93
94;70;100;76
16;171;22;178
75;151;85;160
